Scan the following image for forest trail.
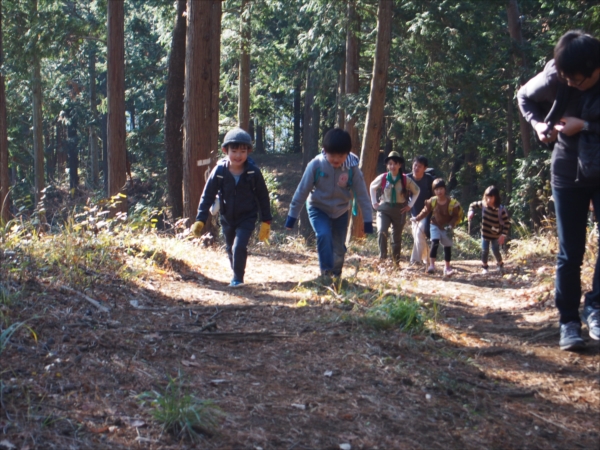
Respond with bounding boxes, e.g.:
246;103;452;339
1;152;598;449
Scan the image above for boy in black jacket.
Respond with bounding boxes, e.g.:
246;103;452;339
191;128;272;288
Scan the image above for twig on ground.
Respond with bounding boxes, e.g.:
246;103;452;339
528;410;574;433
156;330;294;341
58;285;110;313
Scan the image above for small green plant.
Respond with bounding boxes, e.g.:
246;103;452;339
365;295;426;332
139;374;223;441
0;320;36;355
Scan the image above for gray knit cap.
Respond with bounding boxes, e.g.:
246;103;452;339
222;128;253;148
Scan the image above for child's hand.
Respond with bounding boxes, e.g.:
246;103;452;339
372;202;380;210
498;235;506;245
191;221;205;237
410;217;417;223
468;211;474;221
401;205;411;214
258;222;271;242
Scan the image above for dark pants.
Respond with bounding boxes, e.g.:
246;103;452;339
553;185;600;324
482;238;502;267
221;220;255;283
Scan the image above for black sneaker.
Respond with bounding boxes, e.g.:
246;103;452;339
559;321;585;351
582;305;600;341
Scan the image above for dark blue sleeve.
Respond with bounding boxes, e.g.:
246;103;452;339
195;167;220;223
254;169;273;223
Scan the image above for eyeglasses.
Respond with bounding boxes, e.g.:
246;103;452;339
564;75;587;87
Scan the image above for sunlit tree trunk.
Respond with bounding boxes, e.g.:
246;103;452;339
238;0;250;131
164;0;186;219
344;0;360;155
350;0;392;239
183;0;221;223
299;67;319;237
0;0;10;222
107;0;127;213
337;53;346;129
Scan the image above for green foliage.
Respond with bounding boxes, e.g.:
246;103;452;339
0;320;37;356
365;294;428;333
139;373;223;442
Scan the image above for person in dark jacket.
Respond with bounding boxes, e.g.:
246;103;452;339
191;128;272;288
518;30;600;351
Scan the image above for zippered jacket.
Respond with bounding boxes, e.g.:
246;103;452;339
196;158;272;227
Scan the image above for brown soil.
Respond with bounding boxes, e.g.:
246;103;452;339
0;154;598;450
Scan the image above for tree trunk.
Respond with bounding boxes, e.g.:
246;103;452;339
255;122;264;154
107;0;127;213
506;0;532;158
32;52;44;207
350;0;392;240
293;81;302;153
337;53;346;129
67;113;79;192
344;0;360;156
89;45;99;187
183;0;221;223
100;112;108;194
0;0;10;222
506;88;515;197
164;0;187;219
237;0;250;131
299;68;320;238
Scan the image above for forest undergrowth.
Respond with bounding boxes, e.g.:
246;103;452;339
0;160;598;449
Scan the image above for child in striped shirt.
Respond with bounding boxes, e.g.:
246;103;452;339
468;186;511;274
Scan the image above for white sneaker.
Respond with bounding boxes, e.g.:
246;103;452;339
444;267;453;277
426;266;435;274
481;267;489;275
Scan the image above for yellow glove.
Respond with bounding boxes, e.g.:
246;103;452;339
191;221;205;237
258;222;271;242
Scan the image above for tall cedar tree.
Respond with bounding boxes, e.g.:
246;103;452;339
238;0;250;131
89;45;99;187
107;0;127;213
0;0;9;222
350;0;392;239
164;0;187;219
344;0;360;155
183;0;221;222
32;0;44;207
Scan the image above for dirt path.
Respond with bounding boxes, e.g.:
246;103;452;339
2;240;598;450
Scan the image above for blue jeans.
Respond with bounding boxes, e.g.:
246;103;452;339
481;238;502;267
553;186;600;324
308;206;348;276
221;221;255;283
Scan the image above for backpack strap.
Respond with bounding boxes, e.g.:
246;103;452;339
215;164;225;195
401;173;407;193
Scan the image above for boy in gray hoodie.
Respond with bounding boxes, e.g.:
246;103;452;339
285;128;373;277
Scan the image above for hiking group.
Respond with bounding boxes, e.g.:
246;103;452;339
190;29;600;352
